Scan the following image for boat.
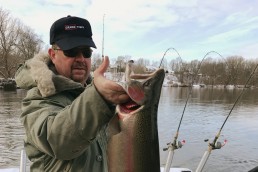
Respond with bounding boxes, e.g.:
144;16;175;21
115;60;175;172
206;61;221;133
0;78;17;91
0;149;192;172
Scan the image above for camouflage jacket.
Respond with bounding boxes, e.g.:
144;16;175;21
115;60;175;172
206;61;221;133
15;52;115;172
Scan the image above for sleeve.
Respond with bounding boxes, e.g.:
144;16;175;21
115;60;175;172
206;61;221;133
21;84;115;160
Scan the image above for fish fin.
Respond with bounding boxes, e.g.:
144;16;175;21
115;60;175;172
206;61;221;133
127;81;145;105
107;115;121;139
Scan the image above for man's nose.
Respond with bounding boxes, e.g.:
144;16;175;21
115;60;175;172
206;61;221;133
74;53;84;61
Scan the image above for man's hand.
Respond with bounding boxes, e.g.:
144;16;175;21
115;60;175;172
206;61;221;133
93;56;130;104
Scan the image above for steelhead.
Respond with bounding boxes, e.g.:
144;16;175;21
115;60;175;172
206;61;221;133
107;66;165;172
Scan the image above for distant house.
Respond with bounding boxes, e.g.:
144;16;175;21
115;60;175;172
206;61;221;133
163;71;181;87
145;66;158;73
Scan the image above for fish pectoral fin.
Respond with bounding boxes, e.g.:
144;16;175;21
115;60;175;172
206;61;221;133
107;115;121;139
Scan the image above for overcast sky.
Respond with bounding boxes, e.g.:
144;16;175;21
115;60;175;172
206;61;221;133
1;0;258;62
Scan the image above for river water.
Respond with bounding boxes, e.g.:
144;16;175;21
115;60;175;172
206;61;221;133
0;87;258;172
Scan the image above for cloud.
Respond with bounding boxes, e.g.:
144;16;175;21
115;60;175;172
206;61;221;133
0;0;257;61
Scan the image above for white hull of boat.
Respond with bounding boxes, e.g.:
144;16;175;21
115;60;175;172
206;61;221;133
1;148;192;172
0;167;192;172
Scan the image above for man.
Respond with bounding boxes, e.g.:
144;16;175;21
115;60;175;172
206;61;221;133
15;15;129;171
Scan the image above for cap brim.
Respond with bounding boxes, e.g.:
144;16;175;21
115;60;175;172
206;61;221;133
55;37;97;50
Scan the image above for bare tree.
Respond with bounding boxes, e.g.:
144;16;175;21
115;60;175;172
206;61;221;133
224;56;244;86
239;59;258;86
169;57;182;72
134;58;146;73
91;53;102;71
0;8;21;78
16;24;43;61
0;8;43;79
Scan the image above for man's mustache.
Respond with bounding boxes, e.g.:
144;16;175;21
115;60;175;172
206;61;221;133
72;62;87;70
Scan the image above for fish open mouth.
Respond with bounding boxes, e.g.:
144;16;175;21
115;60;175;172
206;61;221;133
118;99;142;114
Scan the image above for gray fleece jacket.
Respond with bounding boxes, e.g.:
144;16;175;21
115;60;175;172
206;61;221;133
15;52;115;172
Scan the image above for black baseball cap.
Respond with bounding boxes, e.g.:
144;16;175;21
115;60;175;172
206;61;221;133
50;15;96;50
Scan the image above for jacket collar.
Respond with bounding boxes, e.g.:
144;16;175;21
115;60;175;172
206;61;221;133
15;52;84;97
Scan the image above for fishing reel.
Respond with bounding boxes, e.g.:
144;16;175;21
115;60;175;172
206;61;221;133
204;138;227;149
163;139;186;151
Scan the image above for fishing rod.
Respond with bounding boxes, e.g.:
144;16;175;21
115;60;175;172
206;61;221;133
162;50;226;172
158;47;182;69
102;14;105;58
160;47;185;172
195;62;258;172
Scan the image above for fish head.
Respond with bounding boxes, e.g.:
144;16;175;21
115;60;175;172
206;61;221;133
118;68;165;116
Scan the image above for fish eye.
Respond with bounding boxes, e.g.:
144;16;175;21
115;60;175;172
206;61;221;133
143;80;151;87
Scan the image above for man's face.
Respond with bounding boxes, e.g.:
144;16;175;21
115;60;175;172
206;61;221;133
48;46;92;84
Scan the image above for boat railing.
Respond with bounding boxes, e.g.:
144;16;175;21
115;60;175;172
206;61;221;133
19;149;27;172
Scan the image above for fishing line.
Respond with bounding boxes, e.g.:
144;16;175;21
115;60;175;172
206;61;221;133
176;51;227;138
162;50;228;172
162;50;226;140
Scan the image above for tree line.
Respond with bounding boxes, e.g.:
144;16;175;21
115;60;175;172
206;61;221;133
168;55;258;87
1;7;258;87
93;54;258;87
